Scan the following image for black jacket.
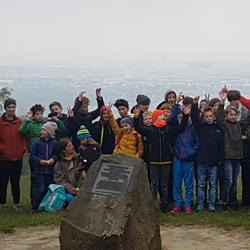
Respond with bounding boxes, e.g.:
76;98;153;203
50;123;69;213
70;97;104;150
134;114;189;163
191;103;224;166
92;120;115;154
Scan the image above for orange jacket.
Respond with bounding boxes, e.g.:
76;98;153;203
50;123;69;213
0;114;27;161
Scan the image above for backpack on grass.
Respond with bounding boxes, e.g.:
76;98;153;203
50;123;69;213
38;184;66;212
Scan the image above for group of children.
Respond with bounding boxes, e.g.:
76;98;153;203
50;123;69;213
0;86;250;213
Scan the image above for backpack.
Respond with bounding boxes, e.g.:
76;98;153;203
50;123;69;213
38;184;66;212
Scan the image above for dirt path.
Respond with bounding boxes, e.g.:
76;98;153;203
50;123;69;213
1;225;250;250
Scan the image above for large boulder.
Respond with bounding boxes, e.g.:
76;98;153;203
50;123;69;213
60;154;161;250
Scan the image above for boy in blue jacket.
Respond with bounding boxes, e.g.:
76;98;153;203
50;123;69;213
171;97;199;214
191;96;224;212
30;122;58;211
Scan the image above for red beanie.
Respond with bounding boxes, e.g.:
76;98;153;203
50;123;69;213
100;106;108;116
151;110;165;123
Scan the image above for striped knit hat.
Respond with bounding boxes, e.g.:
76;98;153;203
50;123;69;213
77;125;91;140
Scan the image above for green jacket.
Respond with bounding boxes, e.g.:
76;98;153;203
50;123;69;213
19;118;65;150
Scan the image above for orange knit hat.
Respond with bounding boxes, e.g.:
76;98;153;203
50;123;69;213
151;110;165;123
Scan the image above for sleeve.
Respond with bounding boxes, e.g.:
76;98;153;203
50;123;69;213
174;113;189;135
136;134;144;158
89;97;105;121
109;112;121;136
55;119;66;133
191;103;202;132
19;119;31;135
216;103;226;131
53;162;75;194
30;142;41;165
133;117;152;137
168;104;180;126
240;96;250;110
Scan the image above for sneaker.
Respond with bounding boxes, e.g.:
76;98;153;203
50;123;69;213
0;204;8;209
14;204;22;212
171;206;181;214
196;205;204;212
208;206;216;212
184;206;192;214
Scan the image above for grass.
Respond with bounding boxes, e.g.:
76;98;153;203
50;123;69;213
0;175;63;233
1;154;250;233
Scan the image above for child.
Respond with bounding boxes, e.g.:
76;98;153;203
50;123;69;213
77;125;102;173
108;107;144;158
30;122;58;211
156;89;177;109
134;105;191;213
19;104;65;150
48;101;72;141
191;97;224;212
114;99;130;127
70;88;104;150
208;98;220;114
217;88;244;210
92;106;115;154
171;97;199;214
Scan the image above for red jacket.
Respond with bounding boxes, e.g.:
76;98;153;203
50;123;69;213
240;96;250;110
0;114;27;161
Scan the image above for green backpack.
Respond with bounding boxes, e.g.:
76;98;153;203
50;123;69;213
38;184;66;212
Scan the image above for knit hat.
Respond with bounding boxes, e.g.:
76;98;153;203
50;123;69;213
136;95;151;106
42;121;58;138
151;110;165;123
120;117;133;127
100;106;108;115
77;125;91;140
114;99;129;109
199;99;209;108
209;98;220;107
4;98;16;109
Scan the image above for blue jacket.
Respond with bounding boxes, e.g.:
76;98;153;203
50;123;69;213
173;119;199;161
191;103;224;166
30;138;57;174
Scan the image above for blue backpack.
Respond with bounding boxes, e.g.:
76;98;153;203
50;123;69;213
38;184;66;212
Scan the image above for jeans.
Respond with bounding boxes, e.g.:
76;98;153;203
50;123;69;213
65;192;76;205
173;157;194;207
197;163;217;209
31;174;53;210
221;159;240;205
0;161;22;204
150;164;171;207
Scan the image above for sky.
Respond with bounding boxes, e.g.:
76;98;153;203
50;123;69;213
1;0;250;65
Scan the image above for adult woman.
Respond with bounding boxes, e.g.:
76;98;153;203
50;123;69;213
0;98;27;210
54;137;85;205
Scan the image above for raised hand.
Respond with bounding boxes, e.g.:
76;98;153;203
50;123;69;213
219;87;227;103
67;106;74;118
193;96;200;104
177;92;184;104
78;91;86;101
96;88;102;98
205;94;210;102
26;111;33;119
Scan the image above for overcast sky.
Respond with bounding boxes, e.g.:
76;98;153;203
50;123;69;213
1;0;250;65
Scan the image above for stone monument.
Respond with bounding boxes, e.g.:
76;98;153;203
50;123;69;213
60;154;161;250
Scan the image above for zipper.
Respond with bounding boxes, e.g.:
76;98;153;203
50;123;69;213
159;128;162;162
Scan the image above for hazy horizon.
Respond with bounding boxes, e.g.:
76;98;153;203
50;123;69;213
1;0;250;65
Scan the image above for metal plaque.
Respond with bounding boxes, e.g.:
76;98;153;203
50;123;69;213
91;161;134;196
